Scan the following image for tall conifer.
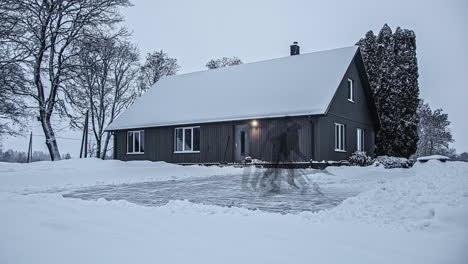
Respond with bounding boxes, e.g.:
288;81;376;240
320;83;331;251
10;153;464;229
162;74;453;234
393;27;420;157
357;24;420;158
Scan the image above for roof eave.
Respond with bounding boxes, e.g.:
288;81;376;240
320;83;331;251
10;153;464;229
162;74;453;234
105;111;327;131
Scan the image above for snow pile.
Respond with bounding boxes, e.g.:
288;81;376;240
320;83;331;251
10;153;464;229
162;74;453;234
0;158;242;193
374;155;413;168
417;155;450;161
310;164;411;193
310;161;468;230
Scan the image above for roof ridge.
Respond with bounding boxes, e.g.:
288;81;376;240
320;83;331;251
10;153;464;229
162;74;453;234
107;45;359;131
157;45;358;83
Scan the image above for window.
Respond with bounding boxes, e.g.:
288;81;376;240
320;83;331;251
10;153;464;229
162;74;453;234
174;126;200;153
334;123;346;152
357;128;365;152
347;78;354;102
127;130;144;154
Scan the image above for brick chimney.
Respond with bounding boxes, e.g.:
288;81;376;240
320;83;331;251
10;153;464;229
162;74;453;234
290;42;300;56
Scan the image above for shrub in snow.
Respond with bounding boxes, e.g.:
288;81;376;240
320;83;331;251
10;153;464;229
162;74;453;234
348;151;373;167
374;156;414;169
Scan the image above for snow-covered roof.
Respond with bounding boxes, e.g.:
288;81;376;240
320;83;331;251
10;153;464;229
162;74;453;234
106;46;359;131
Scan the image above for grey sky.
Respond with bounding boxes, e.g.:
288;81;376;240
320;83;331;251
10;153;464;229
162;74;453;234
3;0;467;155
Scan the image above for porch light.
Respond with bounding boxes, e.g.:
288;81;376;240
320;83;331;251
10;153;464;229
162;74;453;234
251;120;258;127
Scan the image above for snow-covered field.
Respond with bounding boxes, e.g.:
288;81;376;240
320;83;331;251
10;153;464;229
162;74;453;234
1;159;467;263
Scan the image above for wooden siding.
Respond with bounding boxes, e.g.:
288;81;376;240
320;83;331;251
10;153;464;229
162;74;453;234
314;115;375;161
247;116;315;161
115;122;235;163
114;116;315;163
314;53;377;161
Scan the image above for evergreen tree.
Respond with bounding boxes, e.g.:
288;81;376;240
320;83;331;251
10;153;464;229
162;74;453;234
393;27;420;157
356;31;379;96
357;24;420;158
374;24;397;156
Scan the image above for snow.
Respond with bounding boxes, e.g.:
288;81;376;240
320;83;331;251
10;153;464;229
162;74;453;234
106;46;358;130
0;158;242;193
417;155;450;161
375;155;412;168
310;161;468;230
1;159;467;263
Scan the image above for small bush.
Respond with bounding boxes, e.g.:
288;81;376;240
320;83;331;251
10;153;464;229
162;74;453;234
348;151;373;167
374;156;414;169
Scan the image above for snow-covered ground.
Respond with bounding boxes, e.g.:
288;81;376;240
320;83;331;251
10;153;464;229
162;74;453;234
0;159;241;193
1;159;467;263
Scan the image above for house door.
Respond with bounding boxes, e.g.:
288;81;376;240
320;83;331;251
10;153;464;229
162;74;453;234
235;124;250;162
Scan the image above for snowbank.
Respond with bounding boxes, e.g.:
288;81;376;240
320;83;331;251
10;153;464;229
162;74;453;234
1;190;467;264
0;158;242;193
309;161;468;231
374;155;413;168
417;155;450;161
1;159;467;263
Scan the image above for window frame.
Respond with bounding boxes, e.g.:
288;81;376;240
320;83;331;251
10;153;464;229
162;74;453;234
357;128;365;152
174;126;200;153
127;130;145;154
334;123;346;152
347;78;355;103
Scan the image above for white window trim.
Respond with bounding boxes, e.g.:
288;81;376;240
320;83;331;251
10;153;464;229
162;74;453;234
174;126;200;153
357;128;365;152
127;130;144;154
334;123;346;152
347;78;355;103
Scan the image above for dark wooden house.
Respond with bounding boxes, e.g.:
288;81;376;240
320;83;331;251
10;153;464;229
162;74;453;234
106;44;379;164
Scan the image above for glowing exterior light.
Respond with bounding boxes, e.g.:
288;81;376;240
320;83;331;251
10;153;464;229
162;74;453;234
251;120;258;127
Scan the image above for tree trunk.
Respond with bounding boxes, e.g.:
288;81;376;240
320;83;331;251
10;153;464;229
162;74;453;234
40;113;61;161
101;132;112;160
95;136;102;159
429;139;433;156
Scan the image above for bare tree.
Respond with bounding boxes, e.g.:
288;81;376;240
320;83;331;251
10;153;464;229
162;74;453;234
101;40;139;158
0;5;29;135
0;57;29;136
138;50;179;93
66;33;139;159
206;56;243;69
416;100;454;157
0;0;131;160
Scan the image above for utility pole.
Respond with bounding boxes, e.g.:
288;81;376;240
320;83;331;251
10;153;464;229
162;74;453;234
27;132;33;163
84;121;88;158
80;111;89;158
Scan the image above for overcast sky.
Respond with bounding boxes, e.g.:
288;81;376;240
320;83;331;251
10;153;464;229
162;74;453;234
3;0;467;156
